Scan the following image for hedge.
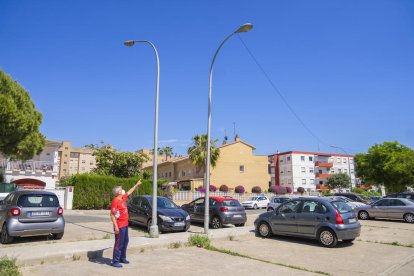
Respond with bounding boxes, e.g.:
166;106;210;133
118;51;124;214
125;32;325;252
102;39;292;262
60;174;165;209
235;185;245;193
219;185;229;192
251;186;262;193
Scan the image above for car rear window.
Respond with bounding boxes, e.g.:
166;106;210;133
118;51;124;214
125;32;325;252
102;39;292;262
222;200;242;207
331;201;352;214
18;195;59;208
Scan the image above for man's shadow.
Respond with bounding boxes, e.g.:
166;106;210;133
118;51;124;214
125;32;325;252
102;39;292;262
87;248;113;266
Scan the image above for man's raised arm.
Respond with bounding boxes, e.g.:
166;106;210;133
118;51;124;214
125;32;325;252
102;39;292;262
127;180;142;196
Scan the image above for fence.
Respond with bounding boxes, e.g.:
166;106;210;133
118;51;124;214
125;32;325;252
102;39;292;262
173;191;300;203
0;159;55;172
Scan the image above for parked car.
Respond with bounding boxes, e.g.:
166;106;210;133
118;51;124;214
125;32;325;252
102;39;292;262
242;196;269;209
356;198;414;223
0;190;65;244
334;193;371;204
254;197;361;247
324;196;367;209
384;193;414;201
267;196;290;211
368;196;382;202
181;196;246;229
128;195;190;233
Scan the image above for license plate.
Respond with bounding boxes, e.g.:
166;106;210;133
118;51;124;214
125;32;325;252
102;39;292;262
233;215;242;218
174;222;185;227
349;218;356;223
29;211;50;217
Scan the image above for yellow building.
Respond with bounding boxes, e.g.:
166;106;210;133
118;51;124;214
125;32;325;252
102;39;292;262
57;141;96;178
144;138;270;192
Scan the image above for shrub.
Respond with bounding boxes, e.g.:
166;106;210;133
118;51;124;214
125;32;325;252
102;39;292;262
235;185;245;194
251;186;262;193
297;187;305;194
352;188;365;194
209;185;217;192
198;188;206;193
269;185;280;194
278;187;287;195
0;257;21;276
188;234;210;248
219;185;229;192
60;174;162;209
285;186;292;194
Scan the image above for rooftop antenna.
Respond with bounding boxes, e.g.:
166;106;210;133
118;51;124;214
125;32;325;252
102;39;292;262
233;122;236;139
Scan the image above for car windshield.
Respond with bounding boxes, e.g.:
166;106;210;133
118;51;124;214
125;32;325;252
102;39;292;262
222;200;242;207
157;197;178;209
250;197;259;201
18;194;59;208
331;201;352;214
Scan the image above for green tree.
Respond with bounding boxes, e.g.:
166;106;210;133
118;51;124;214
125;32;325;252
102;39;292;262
187;134;220;171
326;173;351;191
354;141;414;193
86;143;148;178
161;146;173;161
0;69;46;160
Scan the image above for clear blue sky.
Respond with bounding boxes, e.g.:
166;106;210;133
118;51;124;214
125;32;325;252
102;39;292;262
1;0;413;155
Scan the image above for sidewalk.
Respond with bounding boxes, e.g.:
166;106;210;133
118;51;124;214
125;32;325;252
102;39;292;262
0;225;255;267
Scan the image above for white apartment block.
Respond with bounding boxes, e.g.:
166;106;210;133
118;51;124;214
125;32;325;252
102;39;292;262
269;151;356;192
0;140;61;189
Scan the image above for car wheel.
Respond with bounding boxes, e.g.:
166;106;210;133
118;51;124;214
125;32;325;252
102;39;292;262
358;211;369;220
257;222;272;238
235;223;245;227
343;239;355;243
53;232;64;240
210;216;222;229
253;204;258;210
267;208;274;212
1;224;14;244
404;213;414;223
318;228;338;248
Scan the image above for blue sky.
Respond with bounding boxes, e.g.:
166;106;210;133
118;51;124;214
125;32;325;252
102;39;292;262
1;0;413;156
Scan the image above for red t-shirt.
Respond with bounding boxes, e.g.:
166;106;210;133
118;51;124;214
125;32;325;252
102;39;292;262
111;194;129;228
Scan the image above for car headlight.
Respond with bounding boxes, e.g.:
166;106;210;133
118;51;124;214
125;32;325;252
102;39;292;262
186;215;190;221
159;215;174;222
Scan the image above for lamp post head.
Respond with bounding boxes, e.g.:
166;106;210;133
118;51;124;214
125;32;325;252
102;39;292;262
234;23;253;34
124;40;136;47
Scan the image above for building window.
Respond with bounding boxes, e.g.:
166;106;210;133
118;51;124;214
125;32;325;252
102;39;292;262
279;159;283;163
351;169;354;174
309;168;314;173
63;169;66;172
169;172;172;177
349;158;353;164
70;152;79;158
65;147;68;150
82;160;86;164
301;167;306;173
46;153;50;156
344;169;348;173
337;157;340;163
90;162;94;165
338;169;342;173
280;170;284;174
182;171;185;177
64;154;68;157
64;161;67;164
301;156;305;161
309;156;313;161
310;179;314;185
240;165;245;173
81;167;85;171
302;179;306;185
343;158;347;163
331;168;335;173
287;156;291;161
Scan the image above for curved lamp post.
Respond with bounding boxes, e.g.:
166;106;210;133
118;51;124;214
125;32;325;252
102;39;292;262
204;23;253;235
124;40;160;238
330;145;353;190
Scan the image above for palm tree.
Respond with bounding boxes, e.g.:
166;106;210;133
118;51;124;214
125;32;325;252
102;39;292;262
150;147;162;156
162;146;173;161
187;134;220;172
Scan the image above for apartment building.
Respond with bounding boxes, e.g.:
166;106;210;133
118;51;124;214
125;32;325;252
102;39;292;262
144;138;269;192
269;151;356;192
0;140;61;189
57;141;96;178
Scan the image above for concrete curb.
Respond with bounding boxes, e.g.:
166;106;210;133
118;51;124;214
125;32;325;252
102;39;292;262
1;226;255;267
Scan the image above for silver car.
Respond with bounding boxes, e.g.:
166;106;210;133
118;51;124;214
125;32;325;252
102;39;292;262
267;196;290;211
356;198;414;223
254;197;361;247
0;190;65;244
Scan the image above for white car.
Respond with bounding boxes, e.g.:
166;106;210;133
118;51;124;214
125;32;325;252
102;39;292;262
326;196;368;209
242;196;269;209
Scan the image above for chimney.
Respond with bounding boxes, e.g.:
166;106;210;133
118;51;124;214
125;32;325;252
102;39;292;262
235;134;240;142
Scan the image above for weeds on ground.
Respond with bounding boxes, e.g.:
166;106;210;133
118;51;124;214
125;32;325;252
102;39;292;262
140;248;145;253
0;257;21;276
228;235;236;241
168;242;183;249
187;234;210;248
72;254;81;261
103;234;111;239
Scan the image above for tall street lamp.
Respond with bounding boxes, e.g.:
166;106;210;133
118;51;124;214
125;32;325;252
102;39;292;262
204;23;253;235
330;145;353;190
124;40;160;238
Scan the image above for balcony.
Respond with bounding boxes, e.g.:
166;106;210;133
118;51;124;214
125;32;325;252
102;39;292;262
316;184;330;190
315;162;333;168
0;159;56;174
315;173;331;178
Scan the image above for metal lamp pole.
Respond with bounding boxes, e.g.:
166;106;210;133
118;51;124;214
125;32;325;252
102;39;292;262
124;40;160;238
204;23;253;235
330;145;353;190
